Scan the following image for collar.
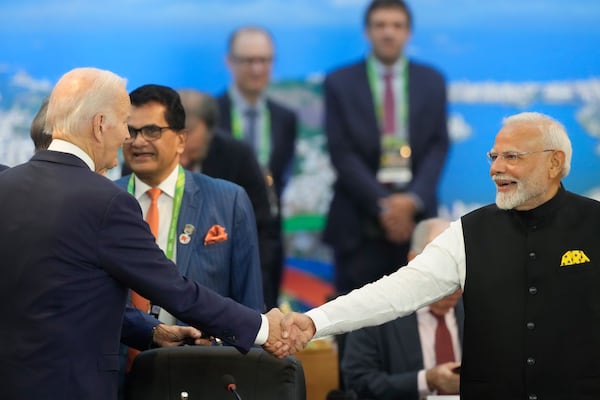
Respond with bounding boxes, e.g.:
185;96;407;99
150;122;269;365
47;139;95;171
370;54;407;77
512;184;567;226
133;164;180;200
229;84;267;113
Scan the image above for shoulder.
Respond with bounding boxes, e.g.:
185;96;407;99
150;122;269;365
326;59;366;83
408;60;446;83
187;170;245;196
266;97;296;119
113;174;130;189
216;92;230;108
213;132;254;155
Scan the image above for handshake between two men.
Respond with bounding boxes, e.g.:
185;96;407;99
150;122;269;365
262;309;317;358
164;309;317;358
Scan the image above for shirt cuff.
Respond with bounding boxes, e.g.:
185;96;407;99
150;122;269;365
254;314;269;345
417;369;432;399
305;308;328;338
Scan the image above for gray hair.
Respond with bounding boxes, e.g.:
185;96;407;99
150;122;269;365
45;67;127;139
410;218;450;255
502;112;572;178
177;89;220;132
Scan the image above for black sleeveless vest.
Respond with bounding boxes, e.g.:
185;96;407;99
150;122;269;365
460;187;600;400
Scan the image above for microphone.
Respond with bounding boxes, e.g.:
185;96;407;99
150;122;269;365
222;374;242;400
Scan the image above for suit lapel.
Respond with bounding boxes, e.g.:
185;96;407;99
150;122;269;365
357;61;380;138
175;171;203;276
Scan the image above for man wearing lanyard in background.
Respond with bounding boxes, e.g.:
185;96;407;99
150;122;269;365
116;84;264;369
217;26;298;310
322;0;449;295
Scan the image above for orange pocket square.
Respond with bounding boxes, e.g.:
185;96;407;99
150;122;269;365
204;224;228;245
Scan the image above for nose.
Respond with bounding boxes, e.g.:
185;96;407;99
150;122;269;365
489;156;506;176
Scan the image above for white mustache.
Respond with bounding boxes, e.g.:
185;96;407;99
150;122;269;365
492;174;519;183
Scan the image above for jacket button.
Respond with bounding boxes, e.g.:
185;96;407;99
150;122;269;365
528;252;536;260
528;394;538;400
527;357;535;366
528;286;538;295
526;322;535;330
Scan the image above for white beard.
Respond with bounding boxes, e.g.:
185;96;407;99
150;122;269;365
494;173;547;210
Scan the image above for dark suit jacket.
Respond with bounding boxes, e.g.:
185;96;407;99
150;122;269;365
199;131;282;309
323;59;449;253
0;151;262;400
116;168;264;312
0;163;8;172
342;302;464;400
216;92;297;199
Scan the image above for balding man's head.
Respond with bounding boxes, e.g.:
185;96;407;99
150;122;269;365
177;89;220;167
46;67;130;173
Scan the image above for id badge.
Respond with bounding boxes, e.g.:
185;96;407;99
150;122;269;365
377;135;412;188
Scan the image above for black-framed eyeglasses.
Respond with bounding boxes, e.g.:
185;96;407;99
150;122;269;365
486;149;555;165
126;125;173;142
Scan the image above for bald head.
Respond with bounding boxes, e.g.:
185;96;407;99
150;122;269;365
409;218;450;258
46;67;128;141
46;67;130;173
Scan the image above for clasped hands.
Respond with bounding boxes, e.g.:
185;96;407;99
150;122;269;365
262;309;316;358
379;193;416;243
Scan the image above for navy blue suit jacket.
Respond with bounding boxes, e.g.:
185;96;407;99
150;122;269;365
216;92;297;199
0;163;8;172
116;168;264;312
0;151;262;400
200;131;282;309
342;302;464;400
323;59;449;253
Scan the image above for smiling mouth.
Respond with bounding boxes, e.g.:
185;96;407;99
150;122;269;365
131;152;155;160
493;175;518;191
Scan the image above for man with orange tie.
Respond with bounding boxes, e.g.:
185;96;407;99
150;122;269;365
341;218;462;399
116;84;264;366
323;0;449;294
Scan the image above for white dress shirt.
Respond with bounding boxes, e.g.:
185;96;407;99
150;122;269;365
416;307;462;398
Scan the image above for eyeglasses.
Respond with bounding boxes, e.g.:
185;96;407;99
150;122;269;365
126;125;173;142
486;149;555;165
231;55;273;67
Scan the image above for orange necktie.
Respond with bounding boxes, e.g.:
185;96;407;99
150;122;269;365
128;187;161;369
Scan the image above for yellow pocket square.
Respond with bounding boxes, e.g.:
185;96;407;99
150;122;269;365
560;250;590;266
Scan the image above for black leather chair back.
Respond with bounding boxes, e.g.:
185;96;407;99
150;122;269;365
125;346;305;400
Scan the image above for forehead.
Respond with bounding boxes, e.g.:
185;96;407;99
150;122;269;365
493;121;542;150
231;31;273;55
129;102;167;124
368;6;409;24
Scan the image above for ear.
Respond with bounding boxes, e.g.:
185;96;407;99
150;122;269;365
176;130;186;155
91;113;104;142
548;150;565;179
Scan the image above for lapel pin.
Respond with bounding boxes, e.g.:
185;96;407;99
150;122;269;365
179;224;195;244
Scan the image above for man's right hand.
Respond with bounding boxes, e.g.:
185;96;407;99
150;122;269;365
425;361;461;394
280;312;316;353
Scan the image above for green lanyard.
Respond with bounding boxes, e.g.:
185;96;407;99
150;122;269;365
231;104;271;167
366;55;409;136
127;165;186;261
